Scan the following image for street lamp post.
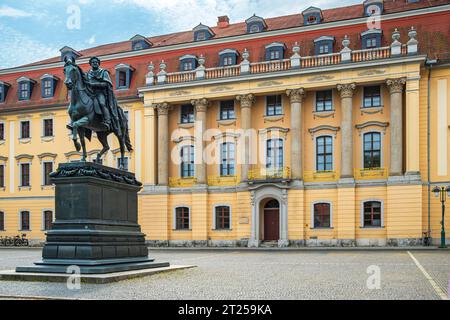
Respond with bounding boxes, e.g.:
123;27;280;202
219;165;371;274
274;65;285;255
432;185;450;248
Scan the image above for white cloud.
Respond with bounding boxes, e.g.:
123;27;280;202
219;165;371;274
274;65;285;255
88;35;96;45
113;0;359;32
0;24;59;69
0;5;32;18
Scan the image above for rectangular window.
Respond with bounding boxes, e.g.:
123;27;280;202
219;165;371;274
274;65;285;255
0;85;3;102
19;83;29;100
222;56;233;66
219;100;235;120
182;61;193;71
43;210;53;231
43;162;53;186
180;104;194;124
20;121;30;139
266;139;283;170
181;145;195;178
266;95;283;116
319;44;329;54
119;71;127;87
0;212;4;230
316;136;333;171
43;119;53;137
363;201;382;227
43;80;52;97
313;203;331;228
0;165;4;188
20;163;30;187
366;37;377;49
220;143;235;176
20;211;30;231
117;157;129;171
175;207;190;230
315;90;333;112
215;206;230;230
363;86;381;108
0;122;4;140
363;132;381;168
269;50;280;60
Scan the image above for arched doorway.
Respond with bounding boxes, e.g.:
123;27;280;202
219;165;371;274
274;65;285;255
263;199;280;241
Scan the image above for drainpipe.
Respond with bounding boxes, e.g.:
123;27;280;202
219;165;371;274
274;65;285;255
425;58;437;245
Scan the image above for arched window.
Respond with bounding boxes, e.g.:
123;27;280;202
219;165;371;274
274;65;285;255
175;207;190;230
214;206;231;230
0;211;4;230
220;142;235;176
313;202;331;228
180;145;194;178
43;210;53;231
20;211;30;231
363;201;382;227
266;139;283;170
363;132;381;168
316;136;333;171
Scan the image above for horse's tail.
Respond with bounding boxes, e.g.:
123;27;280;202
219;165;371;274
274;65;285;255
118;106;133;152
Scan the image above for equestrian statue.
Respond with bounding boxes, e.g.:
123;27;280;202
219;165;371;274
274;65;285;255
64;56;132;169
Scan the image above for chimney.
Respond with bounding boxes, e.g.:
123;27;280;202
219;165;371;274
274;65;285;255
217;15;230;28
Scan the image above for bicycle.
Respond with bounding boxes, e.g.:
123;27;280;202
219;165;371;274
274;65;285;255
13;234;29;247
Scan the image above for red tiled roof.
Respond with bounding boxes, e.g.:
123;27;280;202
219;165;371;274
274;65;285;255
17;0;449;68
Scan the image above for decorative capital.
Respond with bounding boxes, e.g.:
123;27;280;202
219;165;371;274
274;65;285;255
155;102;170;116
286;88;305;104
236;94;255;108
337;83;356;98
191;98;209;112
386;78;406;94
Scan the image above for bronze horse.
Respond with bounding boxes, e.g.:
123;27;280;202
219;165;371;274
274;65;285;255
63;59;132;169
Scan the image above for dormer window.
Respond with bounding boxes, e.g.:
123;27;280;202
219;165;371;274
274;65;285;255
40;74;58;98
245;14;267;34
179;55;198;72
363;0;383;17
219;49;239;67
265;42;286;61
314;36;335;55
0;81;10;103
114;64;134;90
130;34;152;51
361;29;382;49
193;23;215;42
59;46;81;62
302;6;323;25
17;77;35;101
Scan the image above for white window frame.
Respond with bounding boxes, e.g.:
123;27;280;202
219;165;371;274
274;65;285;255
219;142;236;177
311;200;333;228
19;120;31;139
265;94;284;116
19;162;31;187
116;156;129;171
41;160;54;186
264;137;285;170
179;144;195;178
41;208;54;231
173;206;191;230
360;199;384;228
212;204;232;230
41;117;54;137
314;89;334;112
19;210;31;231
314;134;334;171
361;85;384;109
361;130;384;169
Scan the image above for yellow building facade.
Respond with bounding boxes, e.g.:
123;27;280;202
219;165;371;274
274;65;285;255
0;1;449;247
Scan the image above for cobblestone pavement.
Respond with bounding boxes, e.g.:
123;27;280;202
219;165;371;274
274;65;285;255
0;249;448;300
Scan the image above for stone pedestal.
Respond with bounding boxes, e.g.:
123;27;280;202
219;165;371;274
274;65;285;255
16;162;169;274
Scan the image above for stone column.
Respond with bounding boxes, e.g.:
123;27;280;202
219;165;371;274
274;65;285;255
191;98;208;185
156;103;170;186
386;78;406;176
337;83;356;179
143;105;157;185
286;88;305;181
236;94;255;182
405;78;421;176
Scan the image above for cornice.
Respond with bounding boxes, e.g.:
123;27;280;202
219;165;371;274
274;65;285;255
0;5;447;75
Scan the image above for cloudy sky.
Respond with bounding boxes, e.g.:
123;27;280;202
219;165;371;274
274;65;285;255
0;0;361;69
